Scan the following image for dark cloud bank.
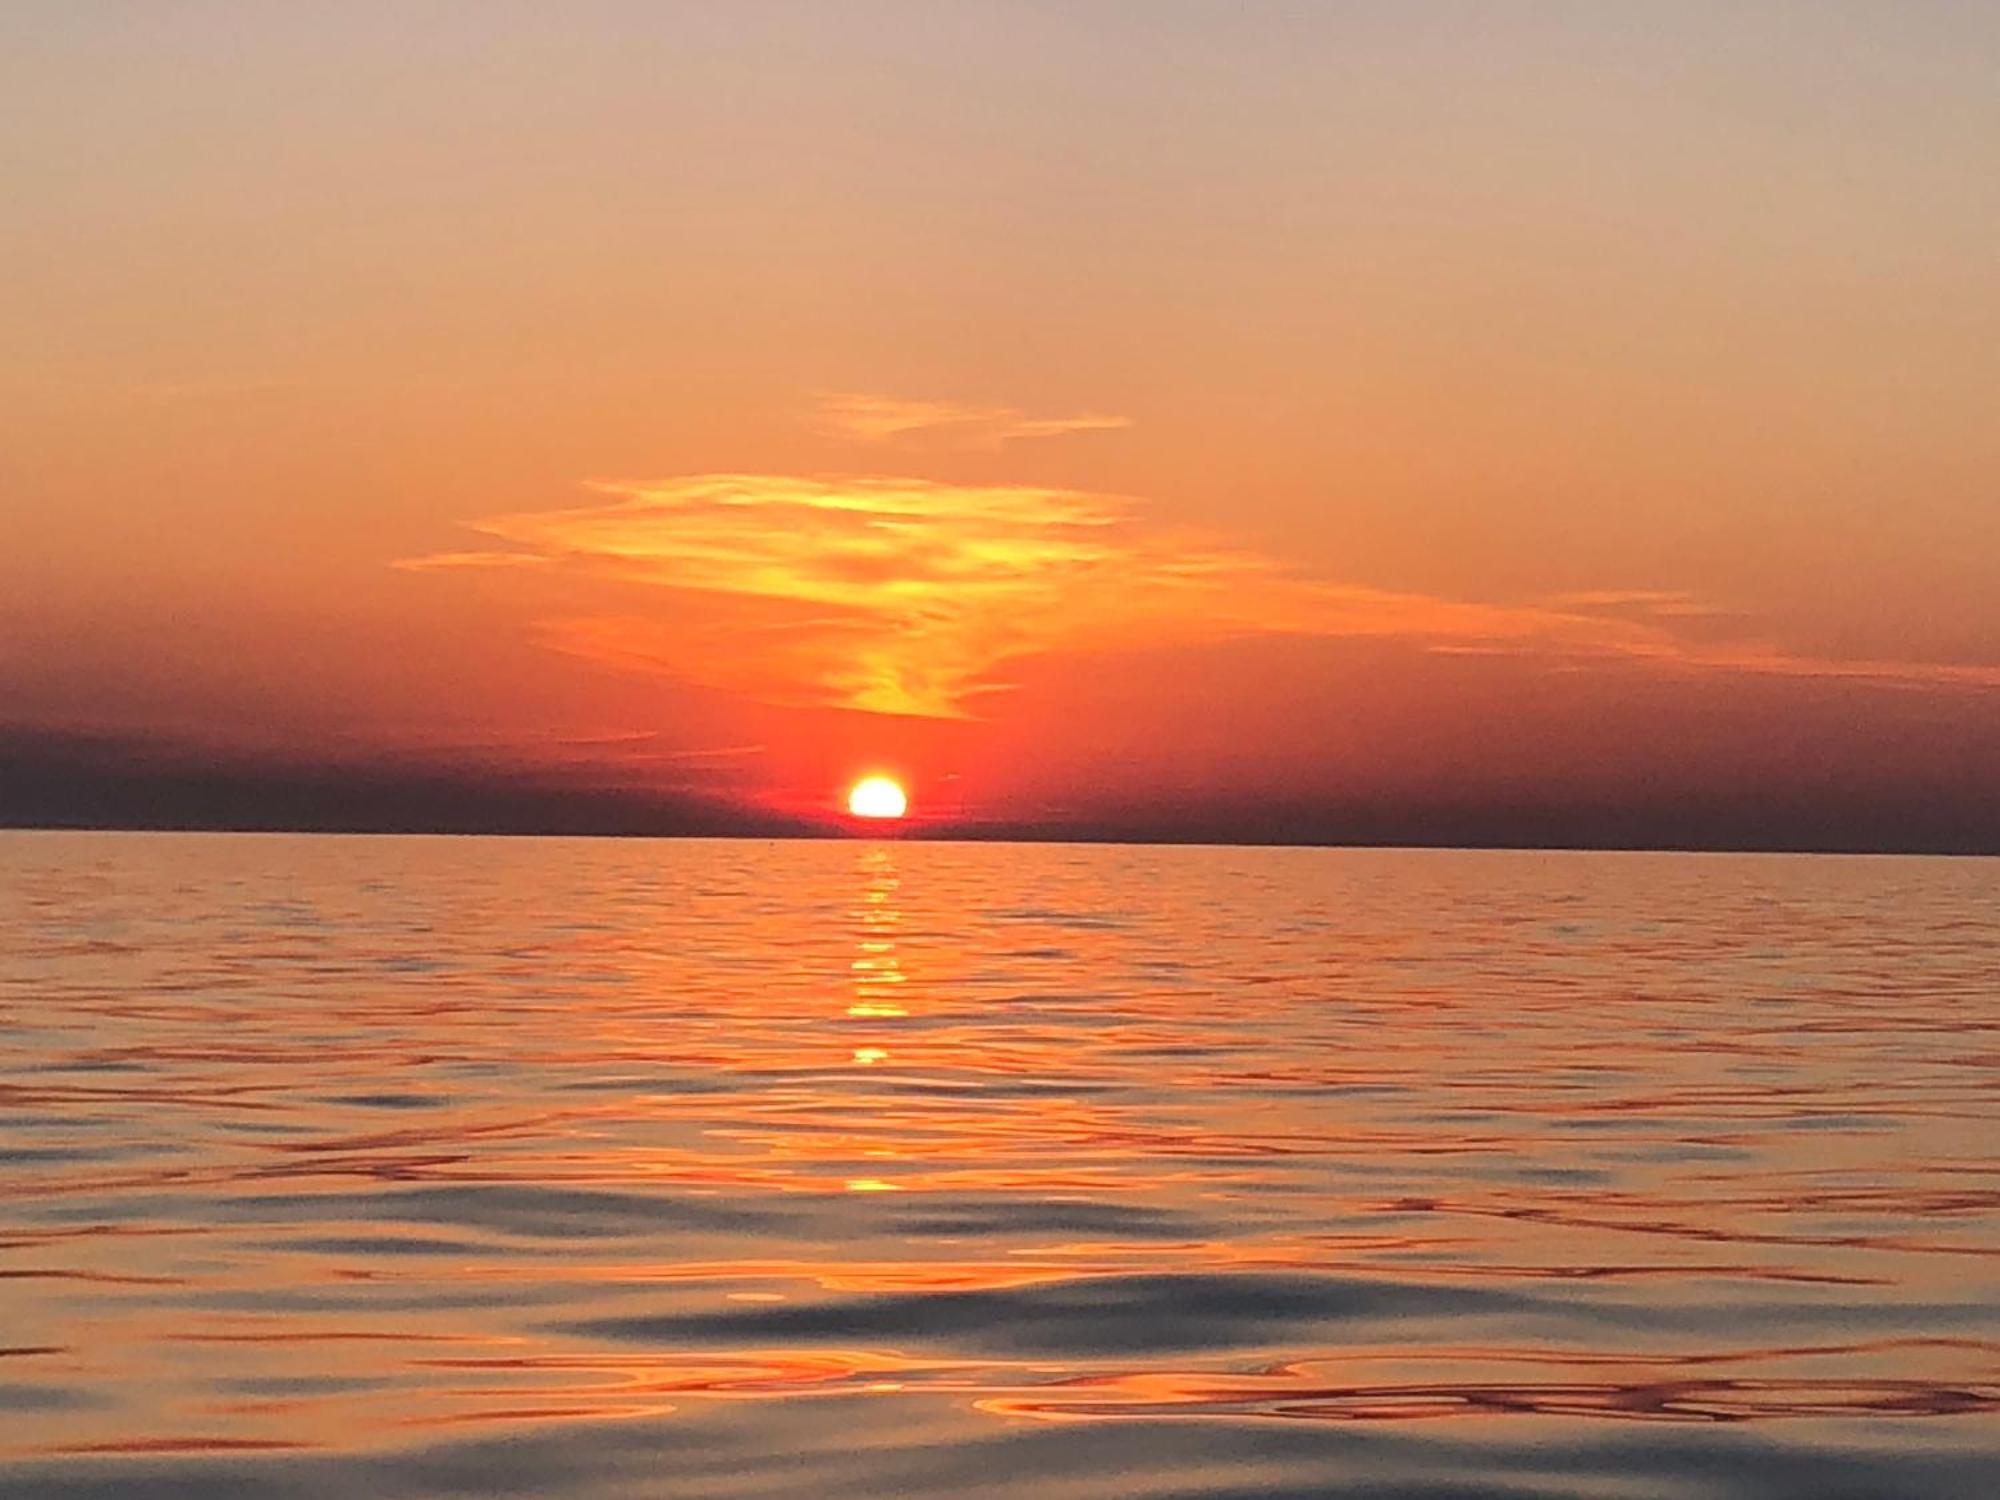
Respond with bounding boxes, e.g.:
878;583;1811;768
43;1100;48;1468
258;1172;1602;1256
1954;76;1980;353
2;726;1994;854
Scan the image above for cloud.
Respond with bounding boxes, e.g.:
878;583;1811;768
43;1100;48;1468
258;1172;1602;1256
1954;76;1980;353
1540;589;1721;618
400;474;2000;720
810;392;1131;448
395;550;555;572
0;725;800;837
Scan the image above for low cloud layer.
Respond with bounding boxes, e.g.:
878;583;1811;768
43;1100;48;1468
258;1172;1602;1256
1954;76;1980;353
810;393;1132;448
401;474;2000;720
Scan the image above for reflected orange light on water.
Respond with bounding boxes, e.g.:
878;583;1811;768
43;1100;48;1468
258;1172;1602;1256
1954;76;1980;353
0;837;1994;1468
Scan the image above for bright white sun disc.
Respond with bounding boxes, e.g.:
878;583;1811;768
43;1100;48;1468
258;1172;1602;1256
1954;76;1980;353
846;776;908;819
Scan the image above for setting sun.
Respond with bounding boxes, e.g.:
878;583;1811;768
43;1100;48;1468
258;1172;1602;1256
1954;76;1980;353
846;776;909;820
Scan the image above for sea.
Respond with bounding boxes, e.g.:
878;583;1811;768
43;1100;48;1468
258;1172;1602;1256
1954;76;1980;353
0;831;1994;1498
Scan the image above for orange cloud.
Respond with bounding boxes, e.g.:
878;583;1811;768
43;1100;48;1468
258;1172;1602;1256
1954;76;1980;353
400;474;2000;719
1539;589;1723;619
810;392;1132;448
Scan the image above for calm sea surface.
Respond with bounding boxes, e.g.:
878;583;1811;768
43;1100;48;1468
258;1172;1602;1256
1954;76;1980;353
0;832;1994;1498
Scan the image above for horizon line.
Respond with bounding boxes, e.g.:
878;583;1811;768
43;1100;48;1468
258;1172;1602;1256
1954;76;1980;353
3;820;1993;860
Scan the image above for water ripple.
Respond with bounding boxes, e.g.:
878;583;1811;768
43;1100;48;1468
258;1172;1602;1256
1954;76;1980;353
1;834;1995;1497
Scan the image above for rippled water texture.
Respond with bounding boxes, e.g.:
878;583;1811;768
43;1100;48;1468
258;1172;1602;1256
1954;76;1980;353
1;833;1995;1497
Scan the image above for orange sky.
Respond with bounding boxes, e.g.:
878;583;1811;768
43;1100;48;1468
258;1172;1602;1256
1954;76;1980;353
3;3;1997;842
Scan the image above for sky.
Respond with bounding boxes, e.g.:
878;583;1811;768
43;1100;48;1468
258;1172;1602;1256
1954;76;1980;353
3;2;1998;848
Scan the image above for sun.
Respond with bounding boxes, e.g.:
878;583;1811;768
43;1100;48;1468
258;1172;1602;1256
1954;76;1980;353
846;775;908;820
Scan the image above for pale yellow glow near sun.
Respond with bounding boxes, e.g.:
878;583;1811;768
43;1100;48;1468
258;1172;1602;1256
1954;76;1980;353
846;776;908;819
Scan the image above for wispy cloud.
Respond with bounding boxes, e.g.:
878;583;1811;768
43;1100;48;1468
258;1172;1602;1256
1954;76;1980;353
1540;589;1721;618
400;474;2000;719
810;392;1132;449
396;550;555;572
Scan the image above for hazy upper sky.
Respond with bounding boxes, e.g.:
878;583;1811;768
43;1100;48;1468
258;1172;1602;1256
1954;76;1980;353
4;2;1997;841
